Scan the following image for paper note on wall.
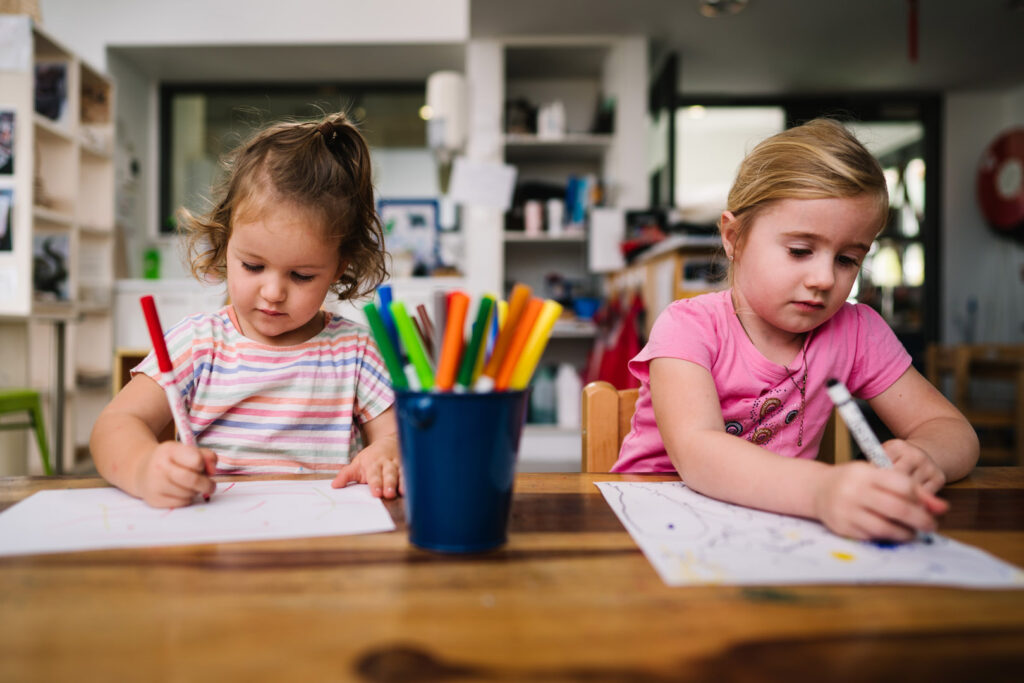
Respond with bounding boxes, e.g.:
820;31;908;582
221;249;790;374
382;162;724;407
448;156;517;211
597;481;1024;588
0;480;396;556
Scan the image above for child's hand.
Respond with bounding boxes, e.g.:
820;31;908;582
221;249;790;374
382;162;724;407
882;439;947;494
813;461;948;542
135;442;218;508
331;435;402;499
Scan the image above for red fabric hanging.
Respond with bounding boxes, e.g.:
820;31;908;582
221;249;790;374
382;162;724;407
585;291;644;390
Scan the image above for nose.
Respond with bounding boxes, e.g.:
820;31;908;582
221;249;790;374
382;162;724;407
804;254;836;291
260;274;286;303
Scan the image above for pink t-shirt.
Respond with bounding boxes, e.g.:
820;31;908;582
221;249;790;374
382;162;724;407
612;290;912;473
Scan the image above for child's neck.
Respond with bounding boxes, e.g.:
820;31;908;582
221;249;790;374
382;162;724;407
731;302;806;366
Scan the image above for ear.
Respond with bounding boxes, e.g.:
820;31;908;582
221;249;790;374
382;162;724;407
720;211;739;261
335;259;349;281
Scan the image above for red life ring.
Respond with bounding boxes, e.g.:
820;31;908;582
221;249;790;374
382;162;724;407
977;128;1024;238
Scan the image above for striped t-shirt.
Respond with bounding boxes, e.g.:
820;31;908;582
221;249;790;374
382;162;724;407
133;305;395;473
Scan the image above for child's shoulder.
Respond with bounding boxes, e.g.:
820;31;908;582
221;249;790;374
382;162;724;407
663;290;732;322
651;290;732;338
323;310;369;334
167;306;235;342
820;300;889;335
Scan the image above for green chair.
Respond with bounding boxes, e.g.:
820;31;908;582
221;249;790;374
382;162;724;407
0;389;53;475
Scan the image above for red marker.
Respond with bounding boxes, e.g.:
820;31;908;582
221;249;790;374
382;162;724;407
140;296;213;501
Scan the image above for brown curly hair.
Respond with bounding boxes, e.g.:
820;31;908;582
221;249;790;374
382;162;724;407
179;112;388;300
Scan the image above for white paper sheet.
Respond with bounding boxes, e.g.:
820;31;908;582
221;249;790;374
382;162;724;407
447;156;517;211
0;480;396;556
597;481;1024;588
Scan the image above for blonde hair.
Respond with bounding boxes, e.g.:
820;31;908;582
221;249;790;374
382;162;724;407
723;118;889;272
179;111;387;300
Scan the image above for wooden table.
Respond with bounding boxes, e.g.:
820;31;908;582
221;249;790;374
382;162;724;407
2;470;1023;682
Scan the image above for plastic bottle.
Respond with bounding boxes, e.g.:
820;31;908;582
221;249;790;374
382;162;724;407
529;366;557;424
556;363;582;429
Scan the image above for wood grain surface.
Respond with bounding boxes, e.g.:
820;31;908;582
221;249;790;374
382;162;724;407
1;470;1022;682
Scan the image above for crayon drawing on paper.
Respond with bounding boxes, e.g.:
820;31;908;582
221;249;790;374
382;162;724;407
596;481;1024;588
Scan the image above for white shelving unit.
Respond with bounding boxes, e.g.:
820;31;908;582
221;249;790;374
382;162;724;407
464;36;647;471
0;16;115;474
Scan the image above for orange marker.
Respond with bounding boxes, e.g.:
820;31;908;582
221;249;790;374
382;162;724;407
434;290;470;391
479;283;531;385
494;297;543;391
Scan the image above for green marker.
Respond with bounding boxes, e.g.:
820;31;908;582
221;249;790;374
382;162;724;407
456;295;494;390
362;302;409;390
390;301;435;391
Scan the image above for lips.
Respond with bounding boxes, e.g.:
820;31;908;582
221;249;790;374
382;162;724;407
258;309;285;317
793;300;825;311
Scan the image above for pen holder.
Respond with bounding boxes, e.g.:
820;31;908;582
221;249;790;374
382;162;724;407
395;390;528;553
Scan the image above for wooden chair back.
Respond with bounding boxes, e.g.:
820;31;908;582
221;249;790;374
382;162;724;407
581;380;851;473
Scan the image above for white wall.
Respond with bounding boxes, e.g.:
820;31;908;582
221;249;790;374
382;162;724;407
942;83;1024;344
40;0;469;70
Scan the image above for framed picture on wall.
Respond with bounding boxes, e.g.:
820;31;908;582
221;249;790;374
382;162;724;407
377;198;440;277
0;188;12;251
0;110;14;175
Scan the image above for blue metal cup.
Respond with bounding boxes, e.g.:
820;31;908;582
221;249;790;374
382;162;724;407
395;390;528;553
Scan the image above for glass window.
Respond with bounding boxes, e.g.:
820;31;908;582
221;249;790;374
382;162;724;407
159;84;428;235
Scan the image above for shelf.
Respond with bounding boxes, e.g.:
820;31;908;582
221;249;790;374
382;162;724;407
33;113;74;143
79;224;114;237
80;140;113;160
33;206;74;226
1;20;116;474
504;133;612;163
551;318;597;338
503;231;586;244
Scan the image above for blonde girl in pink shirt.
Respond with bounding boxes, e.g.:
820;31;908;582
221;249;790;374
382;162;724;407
613;119;978;542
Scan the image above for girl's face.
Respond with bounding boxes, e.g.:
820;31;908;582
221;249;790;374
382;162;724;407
225;197;344;346
721;195;880;354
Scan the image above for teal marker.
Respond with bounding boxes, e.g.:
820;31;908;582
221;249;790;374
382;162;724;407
390;301;435;391
456;295;494;390
362;302;409;390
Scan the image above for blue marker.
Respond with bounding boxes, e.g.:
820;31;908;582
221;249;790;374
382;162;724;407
376;285;402;360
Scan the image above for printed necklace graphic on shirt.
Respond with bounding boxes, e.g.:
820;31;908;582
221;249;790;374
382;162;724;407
724;339;809;448
783;343;809;447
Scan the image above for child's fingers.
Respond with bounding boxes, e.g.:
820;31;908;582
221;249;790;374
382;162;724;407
167;459;214;497
330;463;361;489
200;448;218;475
920;488;950;515
144;477;199;508
379;460;400;499
862;476;941;533
849;512;918;543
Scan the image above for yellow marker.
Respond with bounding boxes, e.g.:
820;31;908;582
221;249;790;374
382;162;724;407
496;299;508;331
509;299;563;389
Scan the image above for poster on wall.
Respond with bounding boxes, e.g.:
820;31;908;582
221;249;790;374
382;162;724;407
0;110;13;175
378;198;440;277
0;188;12;252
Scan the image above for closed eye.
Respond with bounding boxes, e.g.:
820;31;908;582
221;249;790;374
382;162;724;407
837;255;861;268
788;248;811;258
242;262;263;273
291;272;315;282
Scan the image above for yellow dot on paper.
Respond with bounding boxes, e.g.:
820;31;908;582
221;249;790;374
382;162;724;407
830;551;856;562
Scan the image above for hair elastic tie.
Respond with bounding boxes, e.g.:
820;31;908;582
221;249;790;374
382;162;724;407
317;121;340;152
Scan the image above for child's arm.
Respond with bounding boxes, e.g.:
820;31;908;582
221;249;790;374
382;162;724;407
89;374;217;508
649;357;946;542
331;406;401;499
868;366;980;492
